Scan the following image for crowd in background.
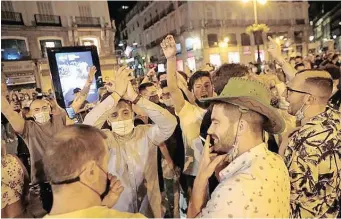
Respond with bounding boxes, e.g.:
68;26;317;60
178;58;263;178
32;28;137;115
1;35;340;218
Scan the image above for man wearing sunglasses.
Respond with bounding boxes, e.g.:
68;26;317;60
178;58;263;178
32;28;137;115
281;70;341;218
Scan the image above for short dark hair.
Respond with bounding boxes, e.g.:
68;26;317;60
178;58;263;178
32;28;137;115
294;63;305;70
289;57;295;62
295;56;303;60
212;63;249;95
322;64;341;80
305;76;333;99
332;54;339;61
73;88;81;94
157;72;167;81
188;71;211;91
138;82;154;93
44;124;107;183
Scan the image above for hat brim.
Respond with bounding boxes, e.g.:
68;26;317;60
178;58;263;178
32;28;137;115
200;96;285;134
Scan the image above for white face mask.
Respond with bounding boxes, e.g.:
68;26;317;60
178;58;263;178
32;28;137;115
278;97;290;110
34;111;50;124
163;98;173;107
295;98;310;122
110;119;134;136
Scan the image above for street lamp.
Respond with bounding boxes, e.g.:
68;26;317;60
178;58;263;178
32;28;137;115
243;0;267;73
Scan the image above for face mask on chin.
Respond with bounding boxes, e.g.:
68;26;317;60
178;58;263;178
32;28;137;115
195;98;210;109
149;95;159;104
295;98;310;122
34;111;50;124
163;98;173;107
110;119;134;136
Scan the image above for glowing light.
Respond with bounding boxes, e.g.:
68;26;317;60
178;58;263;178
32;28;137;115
279;36;284;40
133;42;138;46
242;0;250;3
333;35;337;39
219;42;227;48
118;43;124;47
309;36;314;41
224;37;229;43
257;0;267;5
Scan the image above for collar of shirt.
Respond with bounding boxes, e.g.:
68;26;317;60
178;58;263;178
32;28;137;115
219;143;267;181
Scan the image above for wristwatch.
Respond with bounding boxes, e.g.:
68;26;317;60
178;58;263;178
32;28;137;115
132;94;142;104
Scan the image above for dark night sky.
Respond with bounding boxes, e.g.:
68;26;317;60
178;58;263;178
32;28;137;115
108;1;137;25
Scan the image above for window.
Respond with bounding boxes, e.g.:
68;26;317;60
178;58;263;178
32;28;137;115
295;19;305;25
39;39;62;58
79;4;92;17
294;31;303;43
1;38;29;60
241;33;251;46
37;1;53;15
207;34;218;47
226;33;237;46
137;21;139;27
1;1;14;12
206;6;213;20
228;52;240;63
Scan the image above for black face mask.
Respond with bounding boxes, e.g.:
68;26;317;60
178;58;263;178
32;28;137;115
160;80;168;88
52;165;110;200
195;98;211;109
149;95;159;104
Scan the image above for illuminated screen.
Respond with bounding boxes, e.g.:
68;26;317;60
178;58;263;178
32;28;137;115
55;51;98;107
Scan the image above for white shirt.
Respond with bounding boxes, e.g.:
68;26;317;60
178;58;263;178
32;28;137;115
84;96;177;218
200;143;290;218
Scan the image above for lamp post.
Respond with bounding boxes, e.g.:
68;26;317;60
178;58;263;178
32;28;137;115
243;0;267;73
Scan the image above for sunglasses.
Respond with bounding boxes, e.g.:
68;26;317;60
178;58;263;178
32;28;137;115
286;87;311;97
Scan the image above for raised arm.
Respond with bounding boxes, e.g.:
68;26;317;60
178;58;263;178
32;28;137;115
71;66;97;113
141;67;156;84
83;66;133;128
268;36;296;82
1;84;25;134
123;82;177;145
161;35;186;114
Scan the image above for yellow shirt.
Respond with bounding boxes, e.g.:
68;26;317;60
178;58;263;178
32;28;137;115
44;206;146;218
177;101;206;176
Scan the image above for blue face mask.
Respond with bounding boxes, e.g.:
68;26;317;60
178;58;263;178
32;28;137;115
52;164;110;200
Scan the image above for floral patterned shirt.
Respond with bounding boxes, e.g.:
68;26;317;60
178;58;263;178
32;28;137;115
1;154;24;209
284;107;341;218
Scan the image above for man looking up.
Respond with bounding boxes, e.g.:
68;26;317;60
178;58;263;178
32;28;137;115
1;66;97;215
43;124;145;218
83;66;177;218
161;35;213;197
187;77;290;218
281;70;341;218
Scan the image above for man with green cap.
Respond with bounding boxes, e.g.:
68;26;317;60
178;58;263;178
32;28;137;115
187;77;290;218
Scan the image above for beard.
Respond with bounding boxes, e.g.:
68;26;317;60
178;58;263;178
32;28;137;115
211;127;236;155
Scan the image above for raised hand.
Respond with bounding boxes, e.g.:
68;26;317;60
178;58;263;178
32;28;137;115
267;36;282;61
147;67;156;77
122;82;138;102
87;66;97;83
101;174;124;208
160;35;176;59
105;66;134;97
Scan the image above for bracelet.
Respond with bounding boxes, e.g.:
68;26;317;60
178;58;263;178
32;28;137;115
132;94;142;104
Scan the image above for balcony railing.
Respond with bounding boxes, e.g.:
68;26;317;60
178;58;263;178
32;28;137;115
295;19;305;25
34;14;61;26
205;19;221;28
1;11;24;25
166;4;175;14
224;19;240;27
75;16;101;27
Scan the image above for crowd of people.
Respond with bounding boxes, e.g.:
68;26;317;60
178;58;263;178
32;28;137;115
1;34;340;218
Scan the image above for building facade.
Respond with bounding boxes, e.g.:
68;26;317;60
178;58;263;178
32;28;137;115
120;1;311;71
1;1;116;92
312;2;341;53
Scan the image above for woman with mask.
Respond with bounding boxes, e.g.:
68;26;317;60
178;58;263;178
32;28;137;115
83;66;177;218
